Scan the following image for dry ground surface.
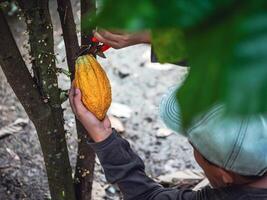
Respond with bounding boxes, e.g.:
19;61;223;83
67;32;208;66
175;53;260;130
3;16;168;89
0;1;199;199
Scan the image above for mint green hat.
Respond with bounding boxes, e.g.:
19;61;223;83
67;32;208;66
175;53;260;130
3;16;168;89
159;85;267;176
159;85;182;134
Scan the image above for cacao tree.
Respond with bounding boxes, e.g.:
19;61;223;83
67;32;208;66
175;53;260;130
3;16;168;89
0;0;96;199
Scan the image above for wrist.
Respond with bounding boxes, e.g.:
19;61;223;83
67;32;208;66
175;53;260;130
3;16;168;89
141;31;151;43
130;31;151;45
89;127;113;143
136;31;151;44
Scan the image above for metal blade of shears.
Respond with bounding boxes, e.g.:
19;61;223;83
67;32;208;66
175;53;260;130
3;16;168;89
95;49;107;58
77;44;92;57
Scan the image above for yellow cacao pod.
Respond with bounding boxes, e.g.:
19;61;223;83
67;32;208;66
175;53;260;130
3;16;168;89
74;54;112;120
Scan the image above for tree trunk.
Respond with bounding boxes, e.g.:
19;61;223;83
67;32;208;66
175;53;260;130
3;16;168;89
74;1;98;199
0;5;76;200
57;0;96;199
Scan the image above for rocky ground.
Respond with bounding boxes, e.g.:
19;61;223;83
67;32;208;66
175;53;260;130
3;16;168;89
0;1;199;199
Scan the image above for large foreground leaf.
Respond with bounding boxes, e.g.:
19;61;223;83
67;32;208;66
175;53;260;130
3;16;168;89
178;4;267;127
151;28;187;63
88;0;267;128
93;0;238;30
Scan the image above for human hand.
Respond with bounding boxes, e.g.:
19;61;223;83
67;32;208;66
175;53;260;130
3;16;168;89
93;30;151;49
69;82;112;142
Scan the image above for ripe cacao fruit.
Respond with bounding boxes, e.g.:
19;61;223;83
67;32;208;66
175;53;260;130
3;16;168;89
74;54;112;120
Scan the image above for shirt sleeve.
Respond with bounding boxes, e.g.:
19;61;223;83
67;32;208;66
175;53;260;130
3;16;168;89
89;129;196;200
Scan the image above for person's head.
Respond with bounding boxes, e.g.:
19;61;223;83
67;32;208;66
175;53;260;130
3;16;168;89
193;148;266;188
159;85;267;188
187;107;267;188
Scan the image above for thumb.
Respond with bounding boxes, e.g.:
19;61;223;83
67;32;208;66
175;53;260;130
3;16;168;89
74;89;87;113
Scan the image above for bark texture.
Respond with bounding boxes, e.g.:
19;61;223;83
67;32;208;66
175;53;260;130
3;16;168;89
0;4;76;200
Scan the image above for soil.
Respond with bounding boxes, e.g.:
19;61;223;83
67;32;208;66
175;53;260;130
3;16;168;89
0;1;199;199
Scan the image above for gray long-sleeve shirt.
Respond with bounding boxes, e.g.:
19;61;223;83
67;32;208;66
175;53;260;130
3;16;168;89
89;129;267;200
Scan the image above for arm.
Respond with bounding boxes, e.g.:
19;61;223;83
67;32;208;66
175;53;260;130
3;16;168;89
89;129;196;200
94;30;188;66
69;84;196;200
94;30;151;49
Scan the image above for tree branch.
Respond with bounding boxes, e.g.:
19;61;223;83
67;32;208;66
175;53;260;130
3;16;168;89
57;0;79;79
0;9;51;122
19;0;61;105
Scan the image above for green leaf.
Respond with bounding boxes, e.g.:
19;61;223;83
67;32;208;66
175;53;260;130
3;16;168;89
60;90;69;104
92;0;239;30
151;28;187;63
225;12;267;115
88;0;267;127
178;4;267;127
91;0;156;31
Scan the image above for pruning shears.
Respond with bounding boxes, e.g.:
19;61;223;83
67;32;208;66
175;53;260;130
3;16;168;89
78;37;111;59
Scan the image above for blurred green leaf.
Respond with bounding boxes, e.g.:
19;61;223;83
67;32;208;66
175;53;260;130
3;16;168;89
178;4;267;127
90;0;156;31
86;0;267;127
151;28;187;63
93;0;239;30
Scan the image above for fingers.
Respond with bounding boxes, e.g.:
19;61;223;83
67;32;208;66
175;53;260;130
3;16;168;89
69;81;87;116
99;29;125;41
93;29;150;49
94;31;120;48
68;83;112;141
73;88;89;116
107;29;127;35
94;29;130;49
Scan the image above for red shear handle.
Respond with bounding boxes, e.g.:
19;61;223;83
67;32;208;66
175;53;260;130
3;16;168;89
100;45;110;52
92;37;98;43
92;37;111;52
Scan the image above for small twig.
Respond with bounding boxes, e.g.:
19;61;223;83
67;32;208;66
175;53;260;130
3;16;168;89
0;165;15;170
0;133;12;140
0;118;28;139
57;68;71;77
